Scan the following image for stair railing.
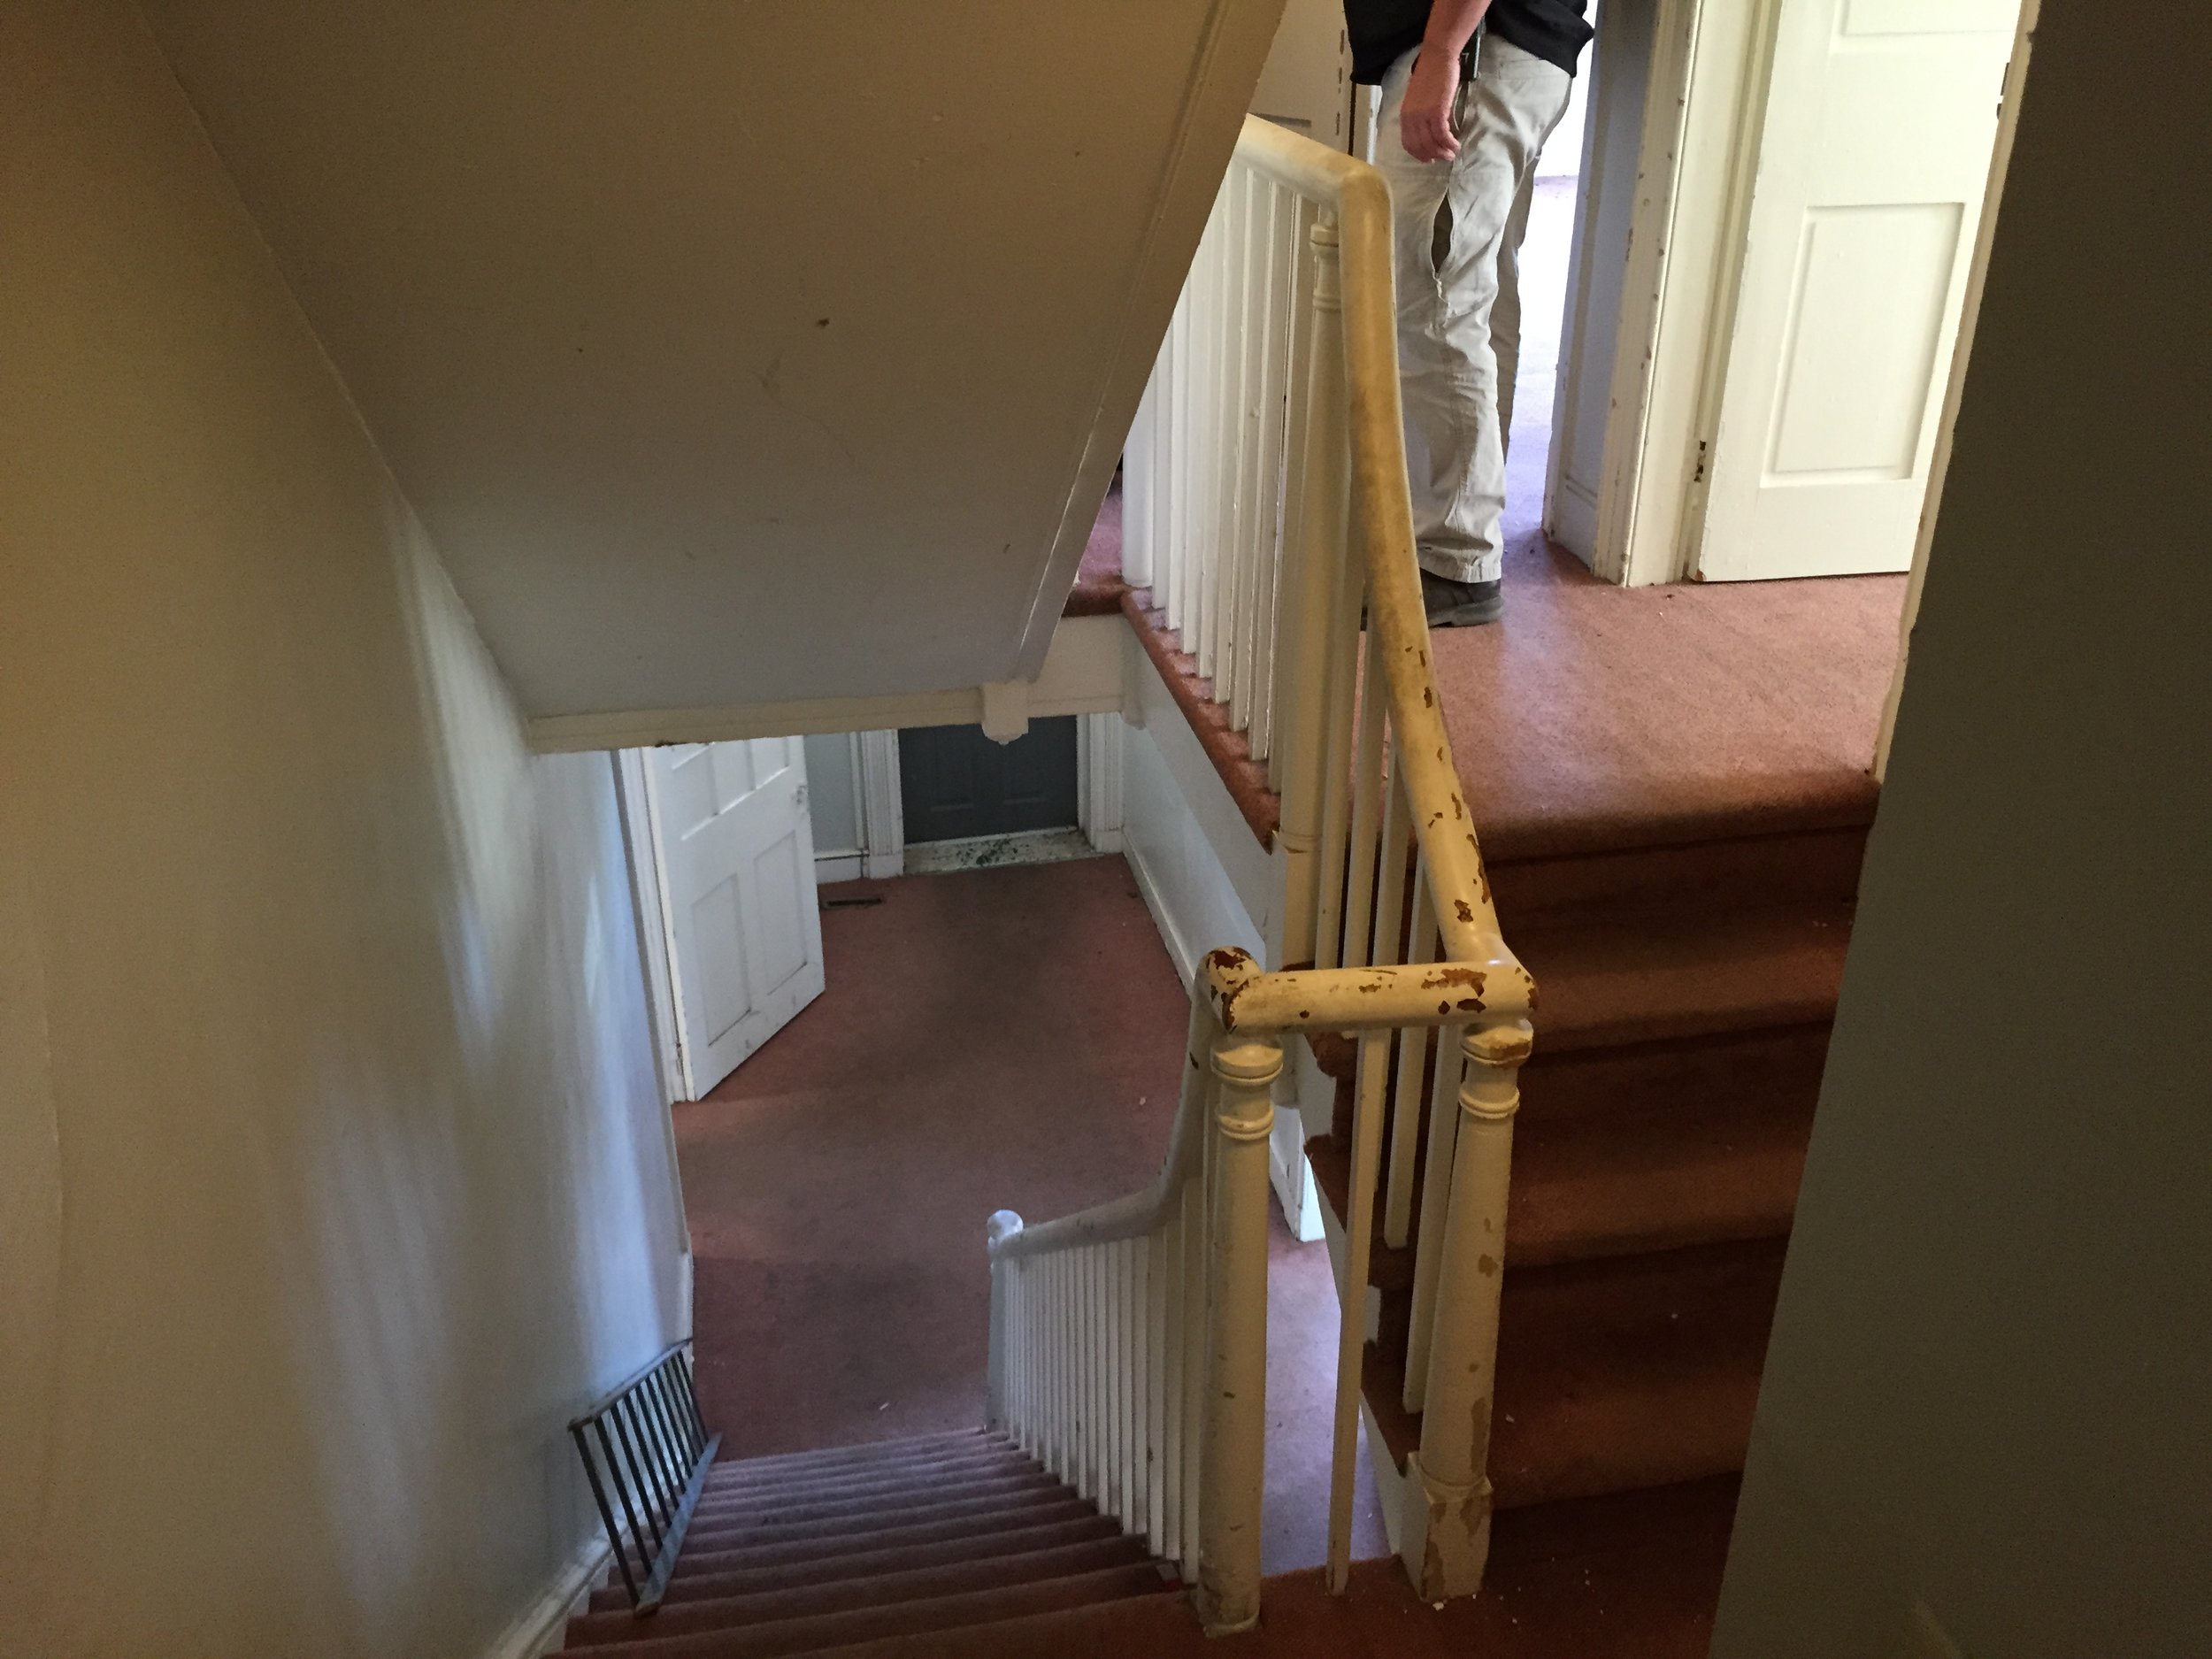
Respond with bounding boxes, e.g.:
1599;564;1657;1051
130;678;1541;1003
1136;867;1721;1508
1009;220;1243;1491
992;116;1533;1621
568;1339;721;1615
986;987;1278;1632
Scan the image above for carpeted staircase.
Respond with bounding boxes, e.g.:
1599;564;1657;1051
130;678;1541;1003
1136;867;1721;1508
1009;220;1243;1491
1307;806;1863;1513
560;1431;1178;1658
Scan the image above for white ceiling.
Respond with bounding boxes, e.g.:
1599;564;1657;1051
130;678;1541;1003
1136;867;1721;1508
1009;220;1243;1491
140;3;1279;719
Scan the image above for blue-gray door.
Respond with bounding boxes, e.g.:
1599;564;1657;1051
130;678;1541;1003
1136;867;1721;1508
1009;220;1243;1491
898;718;1079;844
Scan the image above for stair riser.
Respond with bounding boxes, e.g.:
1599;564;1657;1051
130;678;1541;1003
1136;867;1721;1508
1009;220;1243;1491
1487;825;1869;926
703;1443;1025;1502
681;1474;1061;1540
567;1538;1151;1646
1362;1239;1788;1512
701;1430;986;1478
694;1455;1045;1516
671;1498;1096;1574
1317;1025;1828;1277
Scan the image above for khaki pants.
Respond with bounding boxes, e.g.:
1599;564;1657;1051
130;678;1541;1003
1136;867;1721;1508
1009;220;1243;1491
1374;39;1571;584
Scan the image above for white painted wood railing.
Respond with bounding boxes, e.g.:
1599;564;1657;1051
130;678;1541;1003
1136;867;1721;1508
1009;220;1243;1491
987;991;1277;1632
990;116;1534;1623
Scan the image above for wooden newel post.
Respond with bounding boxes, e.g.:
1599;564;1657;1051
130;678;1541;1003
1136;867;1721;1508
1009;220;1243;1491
1194;1029;1281;1633
1406;1018;1532;1601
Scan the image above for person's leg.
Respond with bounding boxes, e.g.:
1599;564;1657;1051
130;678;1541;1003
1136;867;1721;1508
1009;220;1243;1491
1419;41;1571;592
1371;49;1459;562
1492;158;1544;456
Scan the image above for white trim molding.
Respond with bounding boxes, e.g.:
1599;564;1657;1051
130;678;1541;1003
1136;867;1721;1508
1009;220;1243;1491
856;730;906;879
528;617;1126;754
1077;711;1126;853
479;1532;609;1659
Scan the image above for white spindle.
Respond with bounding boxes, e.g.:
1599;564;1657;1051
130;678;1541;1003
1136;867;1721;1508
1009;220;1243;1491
1273;205;1348;968
1386;862;1443;1248
1340;625;1389;968
1161;1202;1186;1567
1147;1223;1169;1555
1179;1175;1205;1585
1326;1028;1393;1593
1120;1238;1140;1527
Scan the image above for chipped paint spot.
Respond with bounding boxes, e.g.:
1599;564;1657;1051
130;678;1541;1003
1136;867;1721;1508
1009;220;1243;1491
1455;899;1474;924
1478;1254;1500;1277
1457;996;1483;1011
1438;1000;1452;1016
1423;686;1434;707
1418;967;1486;991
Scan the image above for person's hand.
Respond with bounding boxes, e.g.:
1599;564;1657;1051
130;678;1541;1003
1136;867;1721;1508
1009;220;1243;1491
1400;48;1461;163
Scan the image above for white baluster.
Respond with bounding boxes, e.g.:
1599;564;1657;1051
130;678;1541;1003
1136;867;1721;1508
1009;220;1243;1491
1326;1028;1393;1592
1273;207;1348;966
1339;626;1389;968
1386;861;1443;1249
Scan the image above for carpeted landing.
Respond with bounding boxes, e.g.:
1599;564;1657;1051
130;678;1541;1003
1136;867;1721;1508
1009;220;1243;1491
677;858;1386;1577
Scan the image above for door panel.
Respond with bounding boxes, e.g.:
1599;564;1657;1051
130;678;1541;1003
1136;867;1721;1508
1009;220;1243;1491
649;736;824;1097
1695;0;2016;581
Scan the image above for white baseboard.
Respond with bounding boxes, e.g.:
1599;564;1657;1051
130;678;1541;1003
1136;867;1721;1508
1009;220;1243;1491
1124;832;1202;986
481;1532;610;1659
816;852;866;885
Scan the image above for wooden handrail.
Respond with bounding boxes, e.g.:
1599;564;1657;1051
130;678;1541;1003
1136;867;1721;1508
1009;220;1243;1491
1233;116;1514;973
1201;946;1534;1038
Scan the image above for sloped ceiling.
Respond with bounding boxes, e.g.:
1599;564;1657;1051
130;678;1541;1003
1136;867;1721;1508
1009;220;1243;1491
139;2;1279;719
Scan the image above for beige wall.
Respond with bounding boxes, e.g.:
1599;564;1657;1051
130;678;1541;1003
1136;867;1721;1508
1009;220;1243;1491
130;0;1286;722
0;6;686;1655
1709;4;2212;1655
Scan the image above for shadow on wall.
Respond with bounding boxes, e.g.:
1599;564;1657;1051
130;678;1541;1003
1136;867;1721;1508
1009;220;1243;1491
0;5;686;1655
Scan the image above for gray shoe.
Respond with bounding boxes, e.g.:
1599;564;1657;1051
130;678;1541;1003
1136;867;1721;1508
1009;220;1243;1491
1420;570;1503;627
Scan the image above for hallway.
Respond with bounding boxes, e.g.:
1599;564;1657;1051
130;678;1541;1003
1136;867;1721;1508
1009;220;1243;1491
674;856;1388;1575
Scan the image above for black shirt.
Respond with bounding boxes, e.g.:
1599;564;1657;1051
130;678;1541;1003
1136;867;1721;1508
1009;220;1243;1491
1345;0;1594;83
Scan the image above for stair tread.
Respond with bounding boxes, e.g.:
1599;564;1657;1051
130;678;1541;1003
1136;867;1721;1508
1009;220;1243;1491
569;1536;1152;1646
568;1561;1175;1659
708;1433;1013;1486
702;1446;1033;1503
672;1499;1099;1577
603;1516;1127;1612
685;1471;1060;1534
706;1432;992;1480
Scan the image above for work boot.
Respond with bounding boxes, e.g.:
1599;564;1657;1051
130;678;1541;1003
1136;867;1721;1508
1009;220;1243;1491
1420;570;1503;627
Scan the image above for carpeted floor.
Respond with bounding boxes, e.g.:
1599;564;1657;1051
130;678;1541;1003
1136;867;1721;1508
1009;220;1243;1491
1409;174;1903;859
1097;176;1904;862
677;856;1387;1575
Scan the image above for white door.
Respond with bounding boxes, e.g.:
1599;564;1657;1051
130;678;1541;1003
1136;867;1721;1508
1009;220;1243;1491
1694;0;2017;581
646;737;824;1098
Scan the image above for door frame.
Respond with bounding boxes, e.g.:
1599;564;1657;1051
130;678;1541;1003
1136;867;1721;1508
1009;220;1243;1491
1570;0;2026;590
1556;0;1785;587
610;749;695;1333
614;748;688;1106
